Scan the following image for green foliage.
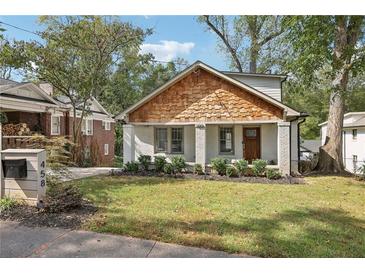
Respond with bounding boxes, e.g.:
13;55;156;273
138;155;151;171
252;159;267;176
171;156;186;173
266;168;282;180
234;159;249;176
114;122;123;157
114;156;123;168
44;176;83;213
26;135;74;169
0;112;8;124
124;161;139;173
154;156;167;172
163;163;174;174
0;197;17;212
226;165;238;177
193;163;204;175
211;158;229;176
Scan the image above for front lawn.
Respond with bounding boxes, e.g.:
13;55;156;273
75;176;365;257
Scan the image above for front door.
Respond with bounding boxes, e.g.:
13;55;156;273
243;127;260;163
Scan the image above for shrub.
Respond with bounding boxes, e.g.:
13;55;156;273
44;176;83;213
114;156;123;168
124;161;139;173
163;163;174;174
26;135;74;169
226;165;238;177
138;155;151;171
0;197;17;212
171;156;186;173
154;156;167;172
211;158;229;176
194;163;204;175
266;168;282;180
252;159;267;176
234;159;249;176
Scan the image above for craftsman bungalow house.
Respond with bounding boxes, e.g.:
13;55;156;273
0;78;115;165
117;61;306;175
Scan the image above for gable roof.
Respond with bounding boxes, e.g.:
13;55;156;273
319;112;365;127
116;61;301;120
55;95;112;117
0;82;60;107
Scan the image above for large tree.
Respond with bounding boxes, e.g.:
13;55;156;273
198;15;284;73
285;16;365;173
12;16;149;146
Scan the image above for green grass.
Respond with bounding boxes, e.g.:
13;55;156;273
75;176;365;257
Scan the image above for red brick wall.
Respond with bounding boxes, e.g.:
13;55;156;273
68;116;115;166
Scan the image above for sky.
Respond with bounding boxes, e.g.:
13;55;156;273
0;15;229;71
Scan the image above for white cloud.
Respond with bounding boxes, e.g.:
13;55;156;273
140;40;195;62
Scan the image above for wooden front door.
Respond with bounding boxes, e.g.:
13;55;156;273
243;127;260;163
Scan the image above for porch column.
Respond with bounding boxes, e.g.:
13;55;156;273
277;122;291;176
195;123;207;169
123;124;135;163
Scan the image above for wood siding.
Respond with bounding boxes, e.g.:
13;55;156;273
225;74;282;101
129;68;283;123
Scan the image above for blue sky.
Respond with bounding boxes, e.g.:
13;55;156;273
0;15;229;70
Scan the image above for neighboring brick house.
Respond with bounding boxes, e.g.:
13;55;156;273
0;79;115;166
117;61;307;175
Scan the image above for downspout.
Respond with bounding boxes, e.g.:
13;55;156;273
297;115;308;173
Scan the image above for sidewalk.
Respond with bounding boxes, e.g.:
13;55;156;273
0;221;247;258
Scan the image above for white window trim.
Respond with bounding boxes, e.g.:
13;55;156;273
102;120;111;131
104;144;109;156
82;119;93;136
51;115;61;136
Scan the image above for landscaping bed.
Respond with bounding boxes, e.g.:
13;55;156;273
111;169;304;184
0;200;97;229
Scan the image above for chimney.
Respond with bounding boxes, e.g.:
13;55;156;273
39;83;53;96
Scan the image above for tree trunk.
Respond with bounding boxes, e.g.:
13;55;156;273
316;89;345;173
316;16;351;174
248;17;258;73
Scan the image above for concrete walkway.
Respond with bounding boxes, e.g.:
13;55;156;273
0;221;246;258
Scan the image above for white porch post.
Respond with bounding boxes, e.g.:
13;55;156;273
277;122;291;176
195;123;207;169
123;124;135;163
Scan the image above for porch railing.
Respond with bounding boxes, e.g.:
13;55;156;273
1;136;45;150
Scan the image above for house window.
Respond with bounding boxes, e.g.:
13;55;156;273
171;128;184;154
102;120;111;131
219;127;234;154
82;119;93;135
353;155;358;163
51;115;61;135
155;128;168;152
104;144;109;156
352;129;357;140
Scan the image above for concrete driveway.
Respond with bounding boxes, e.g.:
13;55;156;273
50;167;113;182
0;221;246;258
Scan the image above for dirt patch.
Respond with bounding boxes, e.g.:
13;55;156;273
0;200;97;229
111;169;305;184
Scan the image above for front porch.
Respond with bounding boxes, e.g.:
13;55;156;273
123;121;297;175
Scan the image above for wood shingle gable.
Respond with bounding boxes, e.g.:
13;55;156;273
128;68;284;123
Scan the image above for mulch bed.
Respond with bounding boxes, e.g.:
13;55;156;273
111;169;305;184
0;200;97;229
